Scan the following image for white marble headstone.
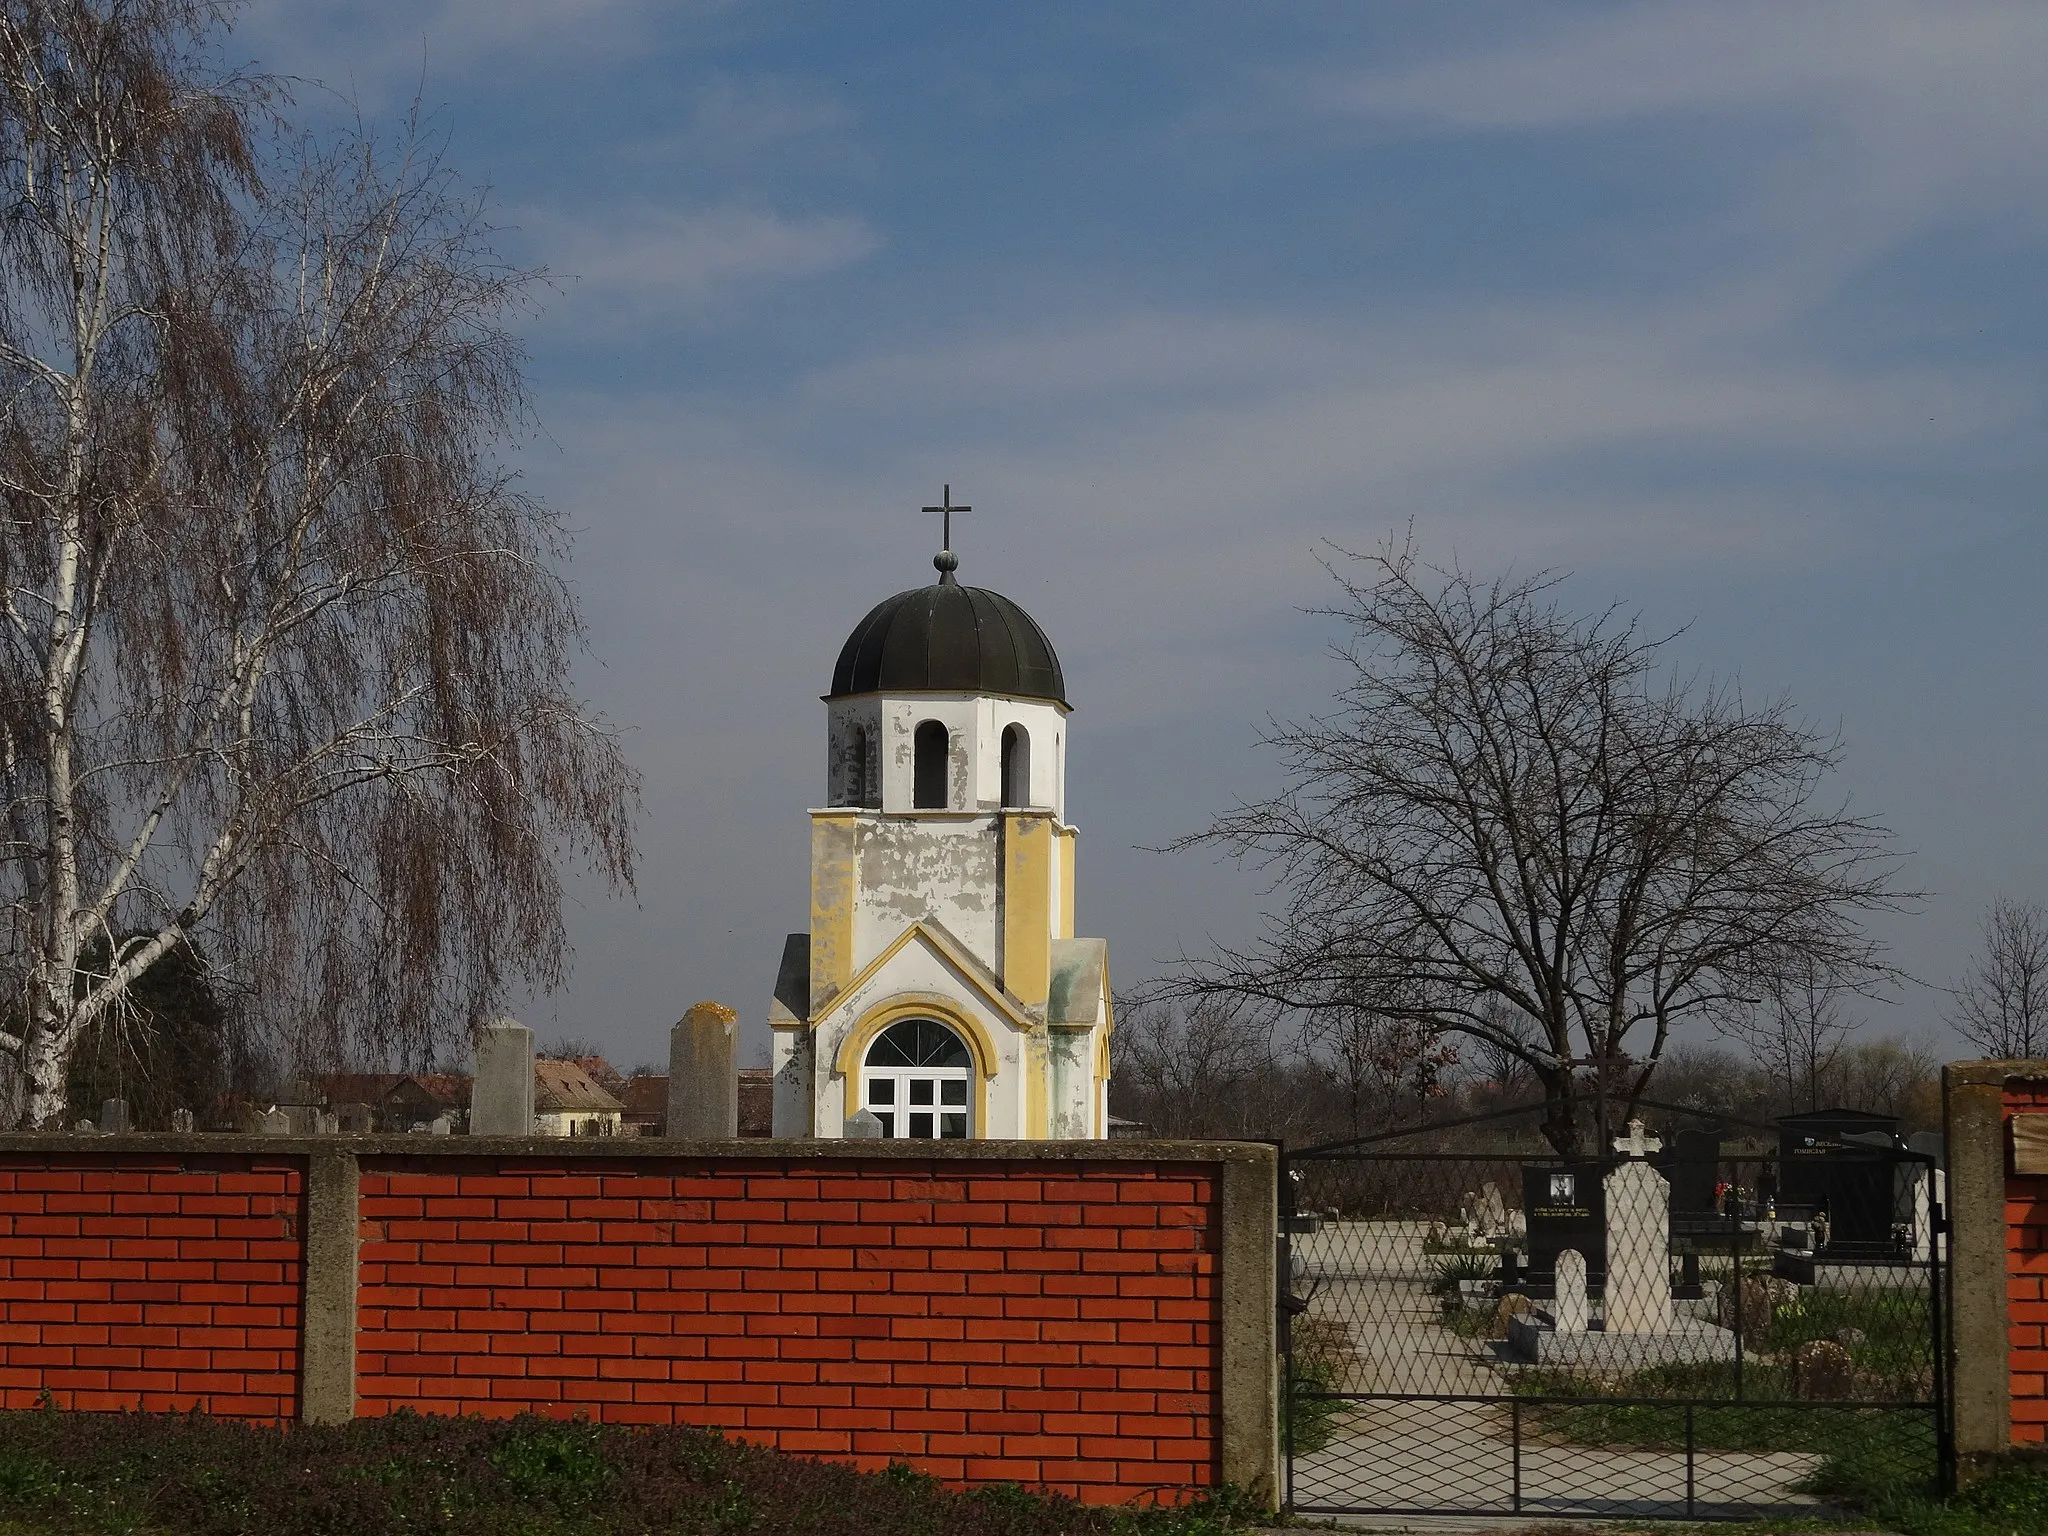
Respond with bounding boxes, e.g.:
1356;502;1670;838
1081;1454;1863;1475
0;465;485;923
1604;1157;1673;1334
1553;1248;1589;1333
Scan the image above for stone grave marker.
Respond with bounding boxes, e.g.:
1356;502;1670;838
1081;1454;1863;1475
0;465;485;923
844;1109;884;1139
169;1108;195;1133
97;1099;130;1135
1524;1163;1605;1288
1666;1126;1721;1216
1552;1249;1589;1332
333;1103;374;1134
471;1018;536;1135
1604;1119;1673;1334
668;1001;738;1139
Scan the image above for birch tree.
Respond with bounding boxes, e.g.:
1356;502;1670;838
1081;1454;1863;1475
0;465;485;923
0;0;636;1125
1171;541;1905;1154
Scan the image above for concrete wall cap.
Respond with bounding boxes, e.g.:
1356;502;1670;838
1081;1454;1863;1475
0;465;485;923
0;1132;1276;1164
1945;1059;2048;1087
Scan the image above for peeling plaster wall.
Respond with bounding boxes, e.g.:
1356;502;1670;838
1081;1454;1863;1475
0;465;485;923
851;816;1003;976
1049;1029;1094;1139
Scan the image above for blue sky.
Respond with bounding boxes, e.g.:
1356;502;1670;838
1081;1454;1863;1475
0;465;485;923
243;1;2048;1068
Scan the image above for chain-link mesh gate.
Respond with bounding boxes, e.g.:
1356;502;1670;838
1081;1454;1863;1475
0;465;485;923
1281;1114;1950;1519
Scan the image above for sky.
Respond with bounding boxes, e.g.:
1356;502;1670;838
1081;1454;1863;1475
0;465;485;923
238;0;2048;1071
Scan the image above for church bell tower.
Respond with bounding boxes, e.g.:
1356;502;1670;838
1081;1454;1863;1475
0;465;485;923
766;495;1112;1140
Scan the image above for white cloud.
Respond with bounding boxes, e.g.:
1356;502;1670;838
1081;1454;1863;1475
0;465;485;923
1302;0;2048;301
527;204;882;329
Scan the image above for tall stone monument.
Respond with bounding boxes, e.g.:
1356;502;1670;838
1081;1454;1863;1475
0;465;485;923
471;1018;536;1136
1605;1119;1673;1334
668;1001;738;1139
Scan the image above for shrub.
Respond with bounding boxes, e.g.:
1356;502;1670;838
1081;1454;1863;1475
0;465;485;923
0;1408;1261;1535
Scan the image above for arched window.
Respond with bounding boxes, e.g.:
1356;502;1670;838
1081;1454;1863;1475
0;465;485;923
862;1018;972;1139
913;720;949;809
1000;724;1030;809
845;724;867;807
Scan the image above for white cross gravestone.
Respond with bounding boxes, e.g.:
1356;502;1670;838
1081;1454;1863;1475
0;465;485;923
1605;1119;1673;1335
1552;1248;1589;1332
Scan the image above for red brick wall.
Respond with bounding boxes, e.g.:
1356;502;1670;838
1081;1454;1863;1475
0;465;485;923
0;1156;302;1419
354;1157;1219;1503
2006;1081;2048;1443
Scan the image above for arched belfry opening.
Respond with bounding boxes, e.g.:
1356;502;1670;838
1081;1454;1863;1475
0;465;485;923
913;720;949;810
1001;724;1030;809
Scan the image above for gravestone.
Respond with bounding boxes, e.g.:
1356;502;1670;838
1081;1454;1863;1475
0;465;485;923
169;1108;195;1134
1605;1120;1673;1334
1552;1249;1589;1333
97;1099;130;1135
1666;1127;1721;1215
844;1109;884;1139
333;1102;374;1134
1475;1181;1508;1238
471;1018;536;1135
429;1115;452;1136
1777;1108;1901;1257
1524;1163;1605;1287
668;1001;738;1139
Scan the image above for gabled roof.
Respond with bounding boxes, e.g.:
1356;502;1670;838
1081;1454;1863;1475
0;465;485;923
533;1058;624;1114
812;918;1038;1036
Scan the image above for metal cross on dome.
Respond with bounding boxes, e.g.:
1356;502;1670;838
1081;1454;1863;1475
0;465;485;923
924;485;970;581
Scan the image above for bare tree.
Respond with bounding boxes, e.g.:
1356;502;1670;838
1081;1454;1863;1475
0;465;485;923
1716;954;1854;1115
1298;1003;1458;1140
1108;996;1308;1141
1171;541;1906;1153
0;1;636;1124
1948;897;2048;1060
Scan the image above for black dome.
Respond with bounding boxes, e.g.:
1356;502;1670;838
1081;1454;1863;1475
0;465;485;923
830;580;1067;706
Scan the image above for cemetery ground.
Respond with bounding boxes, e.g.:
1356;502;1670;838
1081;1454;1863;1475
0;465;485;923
0;1409;1262;1536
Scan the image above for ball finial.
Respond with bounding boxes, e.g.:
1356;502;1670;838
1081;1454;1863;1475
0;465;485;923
934;548;959;582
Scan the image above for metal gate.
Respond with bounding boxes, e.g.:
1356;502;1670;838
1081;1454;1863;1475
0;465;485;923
1280;1106;1950;1519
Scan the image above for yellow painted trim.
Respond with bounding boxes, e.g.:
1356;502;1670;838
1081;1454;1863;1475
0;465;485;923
1057;826;1077;941
1002;813;1053;1008
808;812;859;1016
834;993;996;1135
820;917;1039;1036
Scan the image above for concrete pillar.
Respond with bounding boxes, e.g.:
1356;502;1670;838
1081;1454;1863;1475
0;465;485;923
300;1150;360;1424
1220;1146;1279;1514
471;1018;535;1136
669;1001;738;1139
1947;1060;2020;1470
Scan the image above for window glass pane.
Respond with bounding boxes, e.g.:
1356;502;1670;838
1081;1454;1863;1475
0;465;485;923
868;1078;895;1105
940;1113;967;1139
875;1112;894;1137
910;1112;934;1138
909;1079;934;1105
940;1079;966;1105
867;1017;971;1070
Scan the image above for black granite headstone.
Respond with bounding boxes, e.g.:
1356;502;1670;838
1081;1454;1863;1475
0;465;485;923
1776;1107;1902;1258
1522;1162;1605;1288
1665;1128;1721;1216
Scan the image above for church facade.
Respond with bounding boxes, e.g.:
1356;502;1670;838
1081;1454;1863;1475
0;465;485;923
767;536;1112;1140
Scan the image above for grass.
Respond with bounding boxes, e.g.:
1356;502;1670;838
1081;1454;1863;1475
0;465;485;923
0;1408;1266;1536
1283;1318;1350;1457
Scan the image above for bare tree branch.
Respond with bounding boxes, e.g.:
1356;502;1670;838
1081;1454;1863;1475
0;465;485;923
1167;536;1910;1153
